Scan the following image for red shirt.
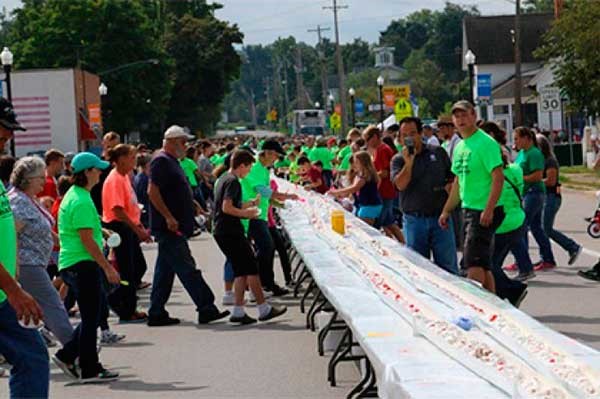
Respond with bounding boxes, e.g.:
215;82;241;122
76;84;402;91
303;166;328;194
38;175;58;199
373;143;395;200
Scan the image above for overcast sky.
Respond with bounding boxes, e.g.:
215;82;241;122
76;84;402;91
4;0;515;45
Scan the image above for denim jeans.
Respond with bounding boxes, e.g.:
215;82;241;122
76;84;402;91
523;189;556;264
223;259;234;283
0;301;49;398
543;193;580;254
493;228;528;303
248;219;276;289
149;232;217;319
510;231;534;273
57;261;103;378
403;214;458;274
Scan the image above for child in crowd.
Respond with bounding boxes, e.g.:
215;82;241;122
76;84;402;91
297;156;328;194
212;149;287;325
329;151;382;225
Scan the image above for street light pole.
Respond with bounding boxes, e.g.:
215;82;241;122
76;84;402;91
328;93;335;134
465;49;476;105
98;83;108;134
377;75;384;125
348;87;356;127
1;47;15;157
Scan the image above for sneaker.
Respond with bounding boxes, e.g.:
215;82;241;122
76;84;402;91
513;288;528;308
198;309;230;324
52;354;79;379
578;269;600;282
119;311;148;324
80;368;119;384
229;313;257;325
258;304;287;322
147;316;180;327
222;292;235;306
100;330;126;344
40;327;57;348
266;285;289;297
503;263;518;272
533;262;556;272
514;271;536;282
568;246;583;266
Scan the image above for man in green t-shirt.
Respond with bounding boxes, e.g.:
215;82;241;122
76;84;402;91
0;98;49;398
241;140;298;296
439;101;505;292
309;138;334;187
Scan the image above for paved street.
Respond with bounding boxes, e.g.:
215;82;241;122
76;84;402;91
1;189;599;398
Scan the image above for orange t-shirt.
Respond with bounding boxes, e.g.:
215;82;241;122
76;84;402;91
102;169;141;224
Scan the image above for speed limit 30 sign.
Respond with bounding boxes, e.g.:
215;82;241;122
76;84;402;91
539;86;561;112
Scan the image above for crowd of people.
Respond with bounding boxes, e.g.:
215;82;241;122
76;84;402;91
0;94;593;397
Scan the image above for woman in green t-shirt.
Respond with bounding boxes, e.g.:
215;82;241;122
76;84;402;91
53;152;121;383
514;127;557;271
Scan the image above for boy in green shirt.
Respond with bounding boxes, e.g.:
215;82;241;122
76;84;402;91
439;101;505;292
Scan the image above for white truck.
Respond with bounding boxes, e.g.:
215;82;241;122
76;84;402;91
292;109;326;136
1;68;101;157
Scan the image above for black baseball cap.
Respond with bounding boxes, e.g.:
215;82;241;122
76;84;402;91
261;139;285;155
0;98;26;131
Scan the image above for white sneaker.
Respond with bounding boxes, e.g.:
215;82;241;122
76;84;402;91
222;292;235;306
100;330;126;345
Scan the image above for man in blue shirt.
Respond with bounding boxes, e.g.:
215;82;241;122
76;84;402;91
147;125;229;326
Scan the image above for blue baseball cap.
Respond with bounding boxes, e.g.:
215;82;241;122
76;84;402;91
71;152;110;174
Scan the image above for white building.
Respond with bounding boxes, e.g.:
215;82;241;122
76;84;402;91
462;13;556;133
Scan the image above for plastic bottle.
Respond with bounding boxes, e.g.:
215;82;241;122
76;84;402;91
331;209;346;235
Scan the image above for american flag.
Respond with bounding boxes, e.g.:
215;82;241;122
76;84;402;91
11;96;52;149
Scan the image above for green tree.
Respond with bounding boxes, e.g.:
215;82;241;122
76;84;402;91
535;0;600;116
403;49;451;118
8;0;172;143
165;13;242;134
342;38;372;73
523;0;555;13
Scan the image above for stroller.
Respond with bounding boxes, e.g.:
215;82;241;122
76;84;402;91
585;191;600;238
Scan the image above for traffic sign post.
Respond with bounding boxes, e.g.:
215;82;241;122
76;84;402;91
539;86;561;113
476;74;492;101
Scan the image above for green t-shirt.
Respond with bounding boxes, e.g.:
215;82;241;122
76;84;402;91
309;147;334;170
515;146;546;193
0;181;17;304
274;158;291;169
338;152;353;172
497;164;526;234
58;185;104;270
301;146;314;158
241;159;271;228
451;129;504;211
289;161;300;183
180;157;199;187
337;145;351;162
395;144;403;153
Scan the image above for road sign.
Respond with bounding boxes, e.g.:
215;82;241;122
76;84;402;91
394;98;413;120
539;86;561;112
330;113;341;130
355;99;365;115
88;103;102;131
477;74;492;100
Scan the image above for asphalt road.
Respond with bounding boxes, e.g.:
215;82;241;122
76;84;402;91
1;189;599;398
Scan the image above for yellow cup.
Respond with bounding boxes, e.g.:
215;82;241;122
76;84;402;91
331;210;346;235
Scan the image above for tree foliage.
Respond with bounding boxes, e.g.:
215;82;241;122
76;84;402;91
535;0;600;115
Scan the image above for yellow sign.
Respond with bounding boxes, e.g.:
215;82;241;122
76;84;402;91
394;98;413;120
267;108;278;122
383;84;411;101
330;113;341;130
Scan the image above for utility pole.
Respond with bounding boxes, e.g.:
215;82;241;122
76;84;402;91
308;25;331;110
513;0;523;128
324;0;348;135
295;47;307;109
264;77;271;111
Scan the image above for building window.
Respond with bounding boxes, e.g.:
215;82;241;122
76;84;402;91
494;105;509;115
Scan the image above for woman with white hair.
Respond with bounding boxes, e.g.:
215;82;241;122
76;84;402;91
8;156;74;345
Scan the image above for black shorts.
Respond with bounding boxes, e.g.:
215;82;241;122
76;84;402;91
214;234;259;278
462;207;505;270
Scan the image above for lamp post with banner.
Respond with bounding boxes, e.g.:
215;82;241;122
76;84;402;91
1;47;15;156
377;75;384;125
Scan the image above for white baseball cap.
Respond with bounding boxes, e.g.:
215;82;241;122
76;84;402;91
164;125;194;140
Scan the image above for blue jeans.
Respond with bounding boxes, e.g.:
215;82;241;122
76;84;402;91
248;219;276;289
0;301;49;398
511;231;534;273
403;214;458;274
149;232;217;319
223;259;234;283
523;190;556;264
543;193;580;254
